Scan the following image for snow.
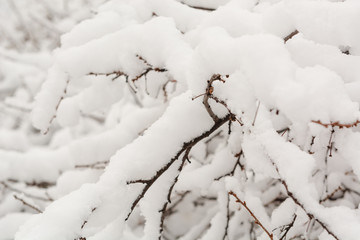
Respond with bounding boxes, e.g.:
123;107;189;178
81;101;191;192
286;36;360;83
61;10;139;49
256;116;360;239
275;66;360;124
149;0;209;33
100;92;214;184
31;64;69;132
0;148;73;182
285;0;360;48
15;184;102;240
3;0;360;239
56;17;189;78
0;213;32;240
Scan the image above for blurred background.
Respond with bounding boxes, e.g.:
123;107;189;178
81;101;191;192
0;0;106;150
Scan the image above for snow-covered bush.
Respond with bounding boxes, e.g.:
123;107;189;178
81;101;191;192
2;0;360;239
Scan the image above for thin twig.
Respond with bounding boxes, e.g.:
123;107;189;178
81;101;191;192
202;74;225;122
75;160;109;169
1;181;52;202
279;215;297;240
180;2;216;11
43;77;70;134
320;186;344;203
159;148;191;239
252;101;260;126
324;128;335;194
269;158;339;240
222;194;230;240
164;191;190;216
312;119;360;128
229;191;273;240
13;194;42;213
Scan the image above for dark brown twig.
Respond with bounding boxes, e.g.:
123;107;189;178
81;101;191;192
180;2;216;11
279;214;297;240
284;30;299;43
324;128;335;194
202;74;225;122
222;194;230;240
229;191;273;240
215;150;244;181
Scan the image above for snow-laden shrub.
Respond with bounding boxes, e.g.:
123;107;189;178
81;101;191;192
2;0;360;239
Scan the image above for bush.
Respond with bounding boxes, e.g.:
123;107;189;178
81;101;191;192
1;1;360;240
